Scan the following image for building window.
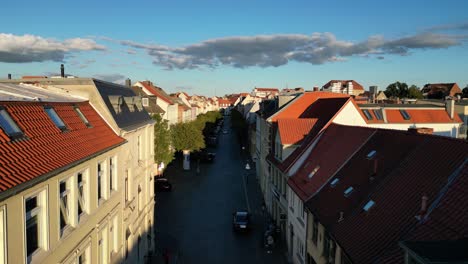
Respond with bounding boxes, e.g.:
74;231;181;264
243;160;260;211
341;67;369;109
78;245;91;264
25;190;47;259
312;217;318;245
77;171;88;221
44;106;67;131
400;109;411;120
0;206;6;264
110;215;118;255
142;98;149;107
59;179;72;234
362;109;373;120
99;226;108;264
0;106;24;139
97;162;107;203
373;109;383;120
109;157;117;193
74;107;91;127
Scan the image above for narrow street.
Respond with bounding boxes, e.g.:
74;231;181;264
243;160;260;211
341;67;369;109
154;116;287;264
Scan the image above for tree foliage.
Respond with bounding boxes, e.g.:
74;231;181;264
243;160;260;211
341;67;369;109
384;82;423;99
171;121;205;152
407;85;423;99
462;86;468;98
152;114;174;166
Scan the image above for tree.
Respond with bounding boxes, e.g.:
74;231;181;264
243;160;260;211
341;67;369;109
462;86;468;98
171;121;205;170
152;114;174;169
384;81;409;98
407;85;423;99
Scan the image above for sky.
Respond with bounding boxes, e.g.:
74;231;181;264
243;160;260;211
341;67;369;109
0;0;467;96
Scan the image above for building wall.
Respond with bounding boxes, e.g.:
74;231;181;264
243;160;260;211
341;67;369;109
287;190;308;264
167;104;179;125
306;212;343;264
1;146;130;264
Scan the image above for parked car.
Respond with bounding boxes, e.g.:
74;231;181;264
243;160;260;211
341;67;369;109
232;211;251;232
155;177;172;191
194;150;216;162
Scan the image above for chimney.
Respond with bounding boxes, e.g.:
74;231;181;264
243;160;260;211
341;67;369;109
408;127;434;135
125;78;132;87
7;73;11;79
445;99;455;119
313;86;319;92
60;64;65;78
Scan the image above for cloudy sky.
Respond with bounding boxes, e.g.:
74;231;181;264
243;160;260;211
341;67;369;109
0;0;467;96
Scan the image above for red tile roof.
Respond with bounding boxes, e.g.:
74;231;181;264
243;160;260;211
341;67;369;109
268;96;351;172
0;101;125;193
421;83;462;97
270;92;349;122
138;81;174;104
277;118;318;145
322;80;365;91
288;124;375;201
255;88;279;92
305;125;468;264
218;99;230;106
386;109;462;123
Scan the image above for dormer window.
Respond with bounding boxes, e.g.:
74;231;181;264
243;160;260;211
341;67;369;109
44;106;67;131
400;110;411;120
308;166;320;179
373;109;383;120
74;107;92;128
362;109;373;120
344;187;354;197
0;106;24;139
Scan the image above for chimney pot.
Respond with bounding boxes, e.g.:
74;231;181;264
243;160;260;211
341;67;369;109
7;73;11;79
445;99;455;119
60;64;65;78
125;78;131;87
313;86;319;92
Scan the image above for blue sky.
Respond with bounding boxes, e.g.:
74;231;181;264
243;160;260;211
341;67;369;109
0;0;467;96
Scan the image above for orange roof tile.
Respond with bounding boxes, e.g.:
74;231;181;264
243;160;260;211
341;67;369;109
0;101;125;193
278;118;318;145
271;92;350;122
255;88;279;92
386;109;462;123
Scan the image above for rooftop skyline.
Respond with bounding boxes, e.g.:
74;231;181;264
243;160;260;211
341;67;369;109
1;0;467;96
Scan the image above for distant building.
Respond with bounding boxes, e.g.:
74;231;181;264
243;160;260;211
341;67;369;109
322;80;365;96
252;88;279;98
421;83;462;99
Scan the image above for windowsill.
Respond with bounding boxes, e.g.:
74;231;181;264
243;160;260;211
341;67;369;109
60;225;75;240
98;198;107;206
27;248;48;264
78;212;89;226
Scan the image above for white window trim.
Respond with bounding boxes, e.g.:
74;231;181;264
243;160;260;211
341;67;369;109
24;188;49;263
59;178;73;237
97;161;108;204
98;224;109;264
0;205;7;264
109;157;117;193
77;170;89;221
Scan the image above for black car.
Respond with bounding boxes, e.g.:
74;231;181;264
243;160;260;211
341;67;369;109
195;150;216;162
232;211;250;231
155;177;172;191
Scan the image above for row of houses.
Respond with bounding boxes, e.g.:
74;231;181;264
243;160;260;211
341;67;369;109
251;90;467;264
0;76;167;264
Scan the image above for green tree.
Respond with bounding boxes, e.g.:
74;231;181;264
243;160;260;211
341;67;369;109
171;121;205;152
384;81;409;98
152;114;174;167
462;86;468;98
407;85;423;99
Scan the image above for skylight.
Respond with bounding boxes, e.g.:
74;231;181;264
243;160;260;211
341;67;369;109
367;150;377;159
0;107;24;138
44;106;67;131
308;166;320;179
362;109;373;120
74;107;91;127
373;109;383;120
363;200;375;211
344;187;354;197
330;178;339;187
400;109;411;120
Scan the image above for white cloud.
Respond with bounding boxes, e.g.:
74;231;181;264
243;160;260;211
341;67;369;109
0;33;106;63
93;73;126;84
115;30;466;70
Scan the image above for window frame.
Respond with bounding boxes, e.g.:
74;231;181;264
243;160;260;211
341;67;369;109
0;106;24;140
373;109;384;120
97;161;108;205
44;106;67;131
59;177;73;236
77;170;89;221
362;109;373;120
74;107;92;128
109;156;117;194
400;109;411;120
24;188;48;262
0;205;6;264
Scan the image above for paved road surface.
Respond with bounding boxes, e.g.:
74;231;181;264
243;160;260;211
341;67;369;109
154;116;287;264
